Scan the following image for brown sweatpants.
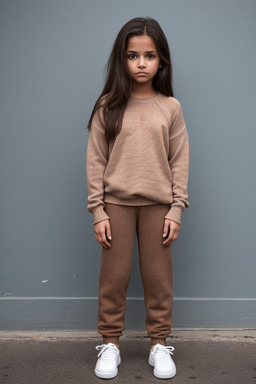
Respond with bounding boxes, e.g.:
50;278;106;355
98;203;173;346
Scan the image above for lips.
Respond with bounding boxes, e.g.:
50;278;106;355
135;72;148;76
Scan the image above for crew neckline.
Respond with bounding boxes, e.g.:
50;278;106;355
129;92;161;103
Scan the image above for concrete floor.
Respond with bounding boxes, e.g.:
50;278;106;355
0;330;256;384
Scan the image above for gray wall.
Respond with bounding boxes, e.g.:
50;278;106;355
1;0;256;330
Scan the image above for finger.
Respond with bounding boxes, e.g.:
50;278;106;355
99;229;111;249
102;237;111;248
95;230;107;248
163;225;175;246
106;221;112;241
163;220;170;238
165;227;179;246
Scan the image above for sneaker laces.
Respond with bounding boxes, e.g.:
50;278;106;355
96;343;119;359
153;344;174;360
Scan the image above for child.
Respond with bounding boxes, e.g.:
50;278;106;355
86;17;189;380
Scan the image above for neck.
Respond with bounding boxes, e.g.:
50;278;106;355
131;82;157;99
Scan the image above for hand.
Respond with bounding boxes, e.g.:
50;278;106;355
163;219;180;246
94;219;112;249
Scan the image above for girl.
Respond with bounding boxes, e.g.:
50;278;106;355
86;17;189;380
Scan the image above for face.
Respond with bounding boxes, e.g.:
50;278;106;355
126;35;161;88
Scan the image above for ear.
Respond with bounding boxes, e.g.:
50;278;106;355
159;63;163;69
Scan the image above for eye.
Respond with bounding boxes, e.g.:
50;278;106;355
147;54;155;59
128;54;137;59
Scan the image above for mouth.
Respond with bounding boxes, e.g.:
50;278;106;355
135;72;148;76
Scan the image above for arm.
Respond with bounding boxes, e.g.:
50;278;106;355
163;101;189;244
86;112;113;248
166;127;189;223
86;110;109;224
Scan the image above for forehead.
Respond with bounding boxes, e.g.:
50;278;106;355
127;35;157;51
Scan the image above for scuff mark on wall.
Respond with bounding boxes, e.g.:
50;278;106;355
3;293;14;297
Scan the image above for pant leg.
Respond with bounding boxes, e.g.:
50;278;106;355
97;203;136;339
137;204;173;340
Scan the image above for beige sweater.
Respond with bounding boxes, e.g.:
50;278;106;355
86;93;189;225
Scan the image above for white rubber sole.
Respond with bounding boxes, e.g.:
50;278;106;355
94;357;121;379
149;356;176;379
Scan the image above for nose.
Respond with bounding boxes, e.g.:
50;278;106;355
138;56;146;68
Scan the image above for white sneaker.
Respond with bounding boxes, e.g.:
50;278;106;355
148;344;176;379
94;343;121;379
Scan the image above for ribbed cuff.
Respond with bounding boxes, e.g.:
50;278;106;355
92;206;109;225
165;205;182;225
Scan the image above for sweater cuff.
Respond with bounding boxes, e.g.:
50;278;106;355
165;206;182;225
92;206;109;225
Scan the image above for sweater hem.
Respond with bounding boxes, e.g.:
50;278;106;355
104;193;161;207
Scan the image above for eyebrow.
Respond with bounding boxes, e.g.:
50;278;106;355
127;50;156;53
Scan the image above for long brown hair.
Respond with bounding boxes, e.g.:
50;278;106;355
87;17;174;141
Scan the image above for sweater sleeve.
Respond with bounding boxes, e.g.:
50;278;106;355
165;100;189;224
86;109;109;224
